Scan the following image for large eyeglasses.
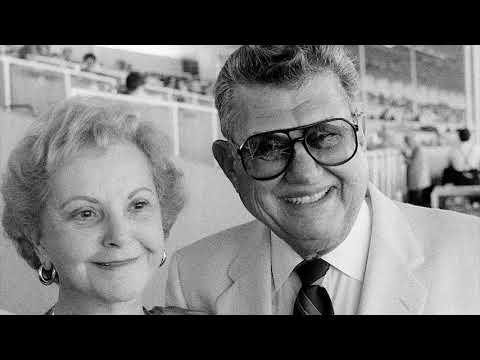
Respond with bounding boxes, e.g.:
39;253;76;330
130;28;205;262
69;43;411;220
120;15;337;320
236;117;359;180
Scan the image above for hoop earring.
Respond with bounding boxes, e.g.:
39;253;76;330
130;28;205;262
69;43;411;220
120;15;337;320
159;250;167;268
38;264;57;286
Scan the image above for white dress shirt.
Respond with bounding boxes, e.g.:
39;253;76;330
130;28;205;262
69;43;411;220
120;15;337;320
450;142;480;171
271;198;372;315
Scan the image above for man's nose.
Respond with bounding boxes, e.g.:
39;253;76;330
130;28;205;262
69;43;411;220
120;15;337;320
284;140;326;182
102;212;132;248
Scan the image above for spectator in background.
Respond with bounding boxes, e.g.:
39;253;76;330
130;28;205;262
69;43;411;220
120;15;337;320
17;45;38;59
202;81;215;96
82;53;99;72
404;134;432;207
177;79;189;92
115;59;128;71
18;45;50;59
115;59;132;73
165;76;176;89
443;128;480;185
190;75;203;94
36;45;51;57
122;71;147;96
61;47;73;62
452;128;480;172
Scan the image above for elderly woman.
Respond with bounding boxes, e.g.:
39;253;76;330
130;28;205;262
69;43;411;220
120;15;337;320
1;96;194;315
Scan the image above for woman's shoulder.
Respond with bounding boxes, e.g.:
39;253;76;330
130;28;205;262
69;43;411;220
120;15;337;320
146;306;209;315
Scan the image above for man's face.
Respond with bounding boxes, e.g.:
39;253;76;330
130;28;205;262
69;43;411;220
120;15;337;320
226;73;369;258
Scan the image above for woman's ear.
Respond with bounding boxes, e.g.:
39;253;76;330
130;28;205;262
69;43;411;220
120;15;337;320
212;140;240;192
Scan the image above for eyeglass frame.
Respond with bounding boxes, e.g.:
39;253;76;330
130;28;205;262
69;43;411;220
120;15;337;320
232;115;361;181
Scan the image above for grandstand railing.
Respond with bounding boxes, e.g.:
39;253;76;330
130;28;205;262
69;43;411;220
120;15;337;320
0;55;118;115
144;84;214;107
0;56;407;200
70;88;220;166
367;148;407;201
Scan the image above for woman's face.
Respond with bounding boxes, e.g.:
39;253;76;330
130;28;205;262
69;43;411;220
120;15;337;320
38;142;165;304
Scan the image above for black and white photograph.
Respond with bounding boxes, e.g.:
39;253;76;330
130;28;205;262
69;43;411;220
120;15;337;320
0;44;479;316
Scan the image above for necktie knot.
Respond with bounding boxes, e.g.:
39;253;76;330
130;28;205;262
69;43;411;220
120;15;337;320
293;257;334;315
295;257;330;286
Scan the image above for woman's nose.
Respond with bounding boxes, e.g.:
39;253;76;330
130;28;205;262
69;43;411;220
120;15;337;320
102;213;132;248
284;140;327;183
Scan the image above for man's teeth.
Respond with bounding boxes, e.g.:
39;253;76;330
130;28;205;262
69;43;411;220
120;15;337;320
284;188;330;205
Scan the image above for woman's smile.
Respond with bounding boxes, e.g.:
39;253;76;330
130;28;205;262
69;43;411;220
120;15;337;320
91;256;141;270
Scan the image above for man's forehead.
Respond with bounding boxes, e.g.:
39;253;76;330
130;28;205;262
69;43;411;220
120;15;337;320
231;73;349;141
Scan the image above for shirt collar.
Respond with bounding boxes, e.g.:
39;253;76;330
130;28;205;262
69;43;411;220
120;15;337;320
270;198;372;291
321;199;371;282
271;229;304;291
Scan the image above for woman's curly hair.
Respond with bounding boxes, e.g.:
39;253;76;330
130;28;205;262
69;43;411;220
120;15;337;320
1;95;185;272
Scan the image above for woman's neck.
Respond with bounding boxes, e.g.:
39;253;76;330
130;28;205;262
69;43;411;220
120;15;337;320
53;288;144;315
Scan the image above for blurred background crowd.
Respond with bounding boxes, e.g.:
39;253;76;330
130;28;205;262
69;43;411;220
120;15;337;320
0;45;470;150
1;45;215;97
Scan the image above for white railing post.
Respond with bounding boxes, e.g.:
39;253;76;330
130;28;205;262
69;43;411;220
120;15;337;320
211;110;219;142
171;103;180;157
2;57;11;111
64;69;72;98
388;150;394;198
464;45;473;133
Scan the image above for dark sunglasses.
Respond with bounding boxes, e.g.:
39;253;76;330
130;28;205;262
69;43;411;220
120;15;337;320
235;117;359;180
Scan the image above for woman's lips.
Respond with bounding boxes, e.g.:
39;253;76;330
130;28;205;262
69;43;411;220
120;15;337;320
92;257;140;269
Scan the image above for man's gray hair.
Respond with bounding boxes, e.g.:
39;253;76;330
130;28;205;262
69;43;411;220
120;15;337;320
214;45;360;142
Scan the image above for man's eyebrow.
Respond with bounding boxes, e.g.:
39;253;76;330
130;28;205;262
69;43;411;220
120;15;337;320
128;187;154;200
60;196;99;209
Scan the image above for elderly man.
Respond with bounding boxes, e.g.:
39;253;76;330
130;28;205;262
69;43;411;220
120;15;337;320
166;45;480;314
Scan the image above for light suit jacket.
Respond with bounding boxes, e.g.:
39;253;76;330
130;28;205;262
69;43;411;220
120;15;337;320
166;184;480;314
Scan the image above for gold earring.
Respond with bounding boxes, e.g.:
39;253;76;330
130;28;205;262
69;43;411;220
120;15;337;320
38;264;57;286
159;250;167;268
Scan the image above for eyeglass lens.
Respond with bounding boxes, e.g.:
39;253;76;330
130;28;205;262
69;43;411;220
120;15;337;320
240;119;357;179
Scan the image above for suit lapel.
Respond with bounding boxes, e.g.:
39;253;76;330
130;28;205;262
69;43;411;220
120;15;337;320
357;185;427;314
215;221;273;314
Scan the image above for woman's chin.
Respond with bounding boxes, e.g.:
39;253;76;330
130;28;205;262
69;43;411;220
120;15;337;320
93;287;144;304
85;277;149;304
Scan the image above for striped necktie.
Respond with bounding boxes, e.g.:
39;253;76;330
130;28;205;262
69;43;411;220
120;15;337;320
293;257;334;315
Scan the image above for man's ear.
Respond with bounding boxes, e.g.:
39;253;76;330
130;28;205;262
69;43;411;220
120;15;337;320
357;114;367;150
212;140;240;192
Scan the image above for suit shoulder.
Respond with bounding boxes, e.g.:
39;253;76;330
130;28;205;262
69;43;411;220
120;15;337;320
398;201;480;227
396;201;480;248
175;220;261;261
169;221;264;310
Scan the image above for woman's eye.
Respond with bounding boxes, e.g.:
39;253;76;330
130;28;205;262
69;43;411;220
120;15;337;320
72;209;97;221
132;200;150;211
